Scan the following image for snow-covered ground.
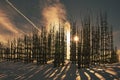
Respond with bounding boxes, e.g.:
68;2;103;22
0;61;120;80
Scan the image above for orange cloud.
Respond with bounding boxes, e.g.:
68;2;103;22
0;9;23;43
0;10;19;34
42;1;66;32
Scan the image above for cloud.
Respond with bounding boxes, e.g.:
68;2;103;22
0;0;41;43
0;9;23;43
0;10;19;34
41;0;66;32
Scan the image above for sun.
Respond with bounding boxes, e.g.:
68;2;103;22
73;36;79;42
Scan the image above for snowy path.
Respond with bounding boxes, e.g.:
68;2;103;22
0;61;120;80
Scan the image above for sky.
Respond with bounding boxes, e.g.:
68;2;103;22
0;0;120;50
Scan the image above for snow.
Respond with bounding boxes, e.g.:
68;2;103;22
0;61;120;80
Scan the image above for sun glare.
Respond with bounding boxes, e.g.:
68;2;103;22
64;22;70;60
67;31;70;59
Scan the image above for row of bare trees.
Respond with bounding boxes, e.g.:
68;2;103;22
0;12;119;68
0;25;67;67
70;13;119;68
